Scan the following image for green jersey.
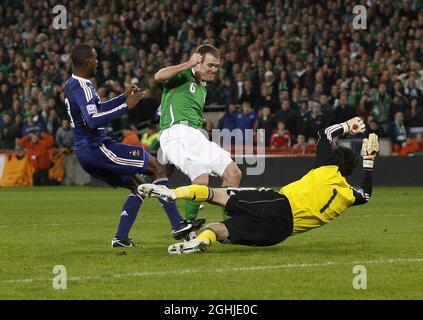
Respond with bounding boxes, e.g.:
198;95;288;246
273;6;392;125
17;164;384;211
159;69;207;129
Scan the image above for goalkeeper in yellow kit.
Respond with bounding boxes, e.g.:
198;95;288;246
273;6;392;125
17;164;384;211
139;117;379;254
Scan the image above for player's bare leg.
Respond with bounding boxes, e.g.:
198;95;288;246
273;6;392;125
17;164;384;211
138;183;231;254
221;162;242;187
220;162;242;219
143;155;205;239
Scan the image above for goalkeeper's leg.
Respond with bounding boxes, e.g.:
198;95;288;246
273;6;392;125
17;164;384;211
174;185;230;207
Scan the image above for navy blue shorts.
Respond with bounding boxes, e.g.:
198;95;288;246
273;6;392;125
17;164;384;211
76;141;150;188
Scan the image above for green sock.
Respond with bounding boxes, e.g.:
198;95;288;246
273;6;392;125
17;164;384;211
185;200;200;220
221;185;231;221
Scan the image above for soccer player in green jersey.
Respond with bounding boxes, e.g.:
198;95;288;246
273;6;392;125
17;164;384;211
154;44;242;224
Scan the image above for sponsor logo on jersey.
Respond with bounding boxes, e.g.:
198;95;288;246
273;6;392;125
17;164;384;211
86;104;97;115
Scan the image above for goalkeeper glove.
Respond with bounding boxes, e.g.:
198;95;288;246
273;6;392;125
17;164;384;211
361;133;379;169
342;117;366;135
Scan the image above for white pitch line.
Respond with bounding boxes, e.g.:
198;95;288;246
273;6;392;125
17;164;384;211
0;220;168;228
1;257;423;284
0;213;421;229
344;214;423;218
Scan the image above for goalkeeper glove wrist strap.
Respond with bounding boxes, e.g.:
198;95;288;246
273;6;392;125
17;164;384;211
341;122;349;134
363;159;374;169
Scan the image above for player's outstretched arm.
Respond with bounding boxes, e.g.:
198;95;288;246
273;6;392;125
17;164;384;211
352;133;379;206
315;117;365;168
99;84;142;112
154;53;202;82
74;87;144;129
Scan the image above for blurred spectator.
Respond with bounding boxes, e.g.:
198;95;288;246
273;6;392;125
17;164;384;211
277;71;289;100
0;112;18;149
0;83;12;110
239;80;257;106
256;105;274;147
399;134;423;156
55;119;74;150
122;124;141;146
218;104;238;131
372;83;392;128
305;137;317;154
296;100;311;138
18;130;54;186
14;114;24;140
389;112;408;154
22;114;45;136
274;99;297;135
270;121;291;149
292;134;308;155
367;119;384;137
334;92;355;124
140;125;159;151
405;98;423;128
221;77;238;106
255;86;278;112
235;101;257;140
46;109;61;138
262;70;277;99
309;102;328;139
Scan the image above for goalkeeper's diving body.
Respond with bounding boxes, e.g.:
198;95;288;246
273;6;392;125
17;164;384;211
139;117;379;254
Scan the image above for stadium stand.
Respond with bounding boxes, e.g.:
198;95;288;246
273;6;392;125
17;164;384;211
0;0;422;185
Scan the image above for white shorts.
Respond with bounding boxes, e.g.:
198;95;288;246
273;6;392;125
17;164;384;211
159;124;233;181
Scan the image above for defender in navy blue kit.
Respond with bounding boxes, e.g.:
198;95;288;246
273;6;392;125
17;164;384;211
64;44;204;247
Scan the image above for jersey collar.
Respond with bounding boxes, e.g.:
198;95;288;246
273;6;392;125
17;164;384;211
191;68;206;87
72;74;92;83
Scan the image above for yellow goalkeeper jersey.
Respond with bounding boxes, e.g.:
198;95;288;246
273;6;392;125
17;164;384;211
279;165;355;234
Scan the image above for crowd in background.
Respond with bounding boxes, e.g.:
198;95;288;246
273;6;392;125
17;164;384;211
0;0;423;161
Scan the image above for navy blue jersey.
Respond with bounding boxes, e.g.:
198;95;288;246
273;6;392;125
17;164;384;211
64;74;127;151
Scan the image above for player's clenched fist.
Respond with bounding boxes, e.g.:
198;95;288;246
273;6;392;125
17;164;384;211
123;84;140;98
126;91;146;109
344;117;365;134
187;53;203;68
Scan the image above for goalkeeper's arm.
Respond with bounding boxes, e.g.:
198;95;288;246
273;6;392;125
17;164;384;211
352;133;379;206
315;117;365;168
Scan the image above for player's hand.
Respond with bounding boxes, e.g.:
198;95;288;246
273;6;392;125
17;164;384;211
361;133;379;169
126;91;146;109
123;84;140;98
187;53;203;68
344;117;365;135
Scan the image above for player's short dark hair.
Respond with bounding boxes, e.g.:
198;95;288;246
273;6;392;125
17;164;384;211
71;44;94;67
195;44;219;59
334;146;358;177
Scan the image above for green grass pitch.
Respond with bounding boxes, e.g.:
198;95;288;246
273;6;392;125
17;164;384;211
0;186;422;299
